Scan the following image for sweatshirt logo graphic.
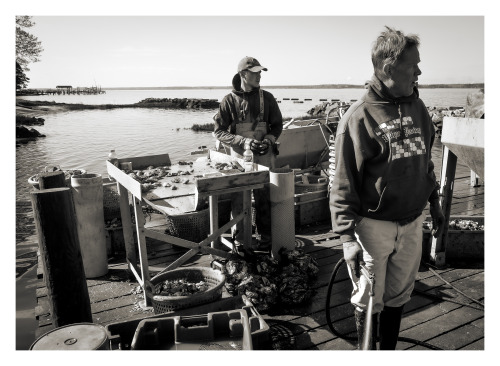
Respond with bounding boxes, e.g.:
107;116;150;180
374;117;426;160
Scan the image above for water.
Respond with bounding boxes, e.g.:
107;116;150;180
15;87;477;349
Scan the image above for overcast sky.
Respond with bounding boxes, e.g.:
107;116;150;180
19;13;485;89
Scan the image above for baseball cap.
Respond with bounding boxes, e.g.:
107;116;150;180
237;56;268;72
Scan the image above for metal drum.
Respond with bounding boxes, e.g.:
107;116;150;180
30;323;109;350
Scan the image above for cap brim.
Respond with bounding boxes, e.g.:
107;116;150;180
247;66;267;72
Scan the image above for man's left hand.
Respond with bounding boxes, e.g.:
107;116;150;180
258;139;272;155
429;201;445;238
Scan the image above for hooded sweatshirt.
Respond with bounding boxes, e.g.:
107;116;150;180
213;73;283;149
330;75;440;243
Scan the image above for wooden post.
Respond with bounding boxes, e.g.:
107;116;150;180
133;196;151;307
430;146;457;268
38;171;66;189
118;183;136;271
209;195;220;249
30;187;92;327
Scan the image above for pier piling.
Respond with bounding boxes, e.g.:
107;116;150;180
38;171;66;190
30;187;92;327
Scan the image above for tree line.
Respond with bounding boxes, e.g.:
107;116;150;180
16;16;43;91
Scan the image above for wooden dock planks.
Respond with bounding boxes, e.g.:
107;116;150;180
28;139;485;350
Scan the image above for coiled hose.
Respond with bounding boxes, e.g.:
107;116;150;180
324;256;483;350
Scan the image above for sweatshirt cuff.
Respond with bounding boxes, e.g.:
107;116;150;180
428;187;440;203
263;134;276;144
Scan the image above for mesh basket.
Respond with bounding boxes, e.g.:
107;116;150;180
164;208;210;243
145;267;226;314
295;174;329;194
103;183;121;220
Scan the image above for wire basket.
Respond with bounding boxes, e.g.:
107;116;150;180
295;174;328;194
164;208;210;243
145;267;226;314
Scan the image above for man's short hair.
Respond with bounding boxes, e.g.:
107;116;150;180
371;26;420;71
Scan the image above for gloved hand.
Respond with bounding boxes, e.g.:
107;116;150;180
258;138;272;155
429;200;445;238
343;240;364;278
249;139;262;153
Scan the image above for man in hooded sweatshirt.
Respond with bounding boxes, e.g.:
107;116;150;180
213;56;283;253
329;27;445;350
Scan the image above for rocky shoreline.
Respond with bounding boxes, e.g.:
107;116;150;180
15;98;219;140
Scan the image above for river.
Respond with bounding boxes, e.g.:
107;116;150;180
15;87;477;349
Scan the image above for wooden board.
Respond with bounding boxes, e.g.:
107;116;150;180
116;153;171;170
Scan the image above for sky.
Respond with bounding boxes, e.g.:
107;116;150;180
10;6;487;89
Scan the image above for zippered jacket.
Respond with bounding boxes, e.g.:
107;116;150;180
330;75;439;243
213;73;283;149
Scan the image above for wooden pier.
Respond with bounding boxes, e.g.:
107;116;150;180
28;140;484;350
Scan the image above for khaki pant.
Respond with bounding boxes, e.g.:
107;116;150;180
347;212;426;313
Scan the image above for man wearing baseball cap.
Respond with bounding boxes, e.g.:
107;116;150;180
213;56;283;254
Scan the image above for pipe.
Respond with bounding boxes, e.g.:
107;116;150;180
360;264;375;351
269;168;295;259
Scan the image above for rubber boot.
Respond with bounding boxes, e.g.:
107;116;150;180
379;305;404;350
354;309;378;350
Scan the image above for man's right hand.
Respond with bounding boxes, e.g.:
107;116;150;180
343;240;364;278
249;139;263;153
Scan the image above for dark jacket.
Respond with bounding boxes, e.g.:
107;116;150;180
213;73;283;149
330;75;439;243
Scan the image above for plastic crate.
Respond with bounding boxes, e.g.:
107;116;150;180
421;215;484;263
105;295;270;350
130;309;253;350
295;174;328;194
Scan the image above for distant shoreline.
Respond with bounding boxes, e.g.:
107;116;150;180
23;83;484;92
104;83;485;90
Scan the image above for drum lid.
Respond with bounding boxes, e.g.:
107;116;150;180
30;323;108;350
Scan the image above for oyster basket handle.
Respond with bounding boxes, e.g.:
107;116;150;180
144;279;155;295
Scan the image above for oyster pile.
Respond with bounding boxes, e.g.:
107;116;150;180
124;164;194;193
217;249;319;312
448;219;484;231
214;161;245;172
154;278;208;296
423;219;484;231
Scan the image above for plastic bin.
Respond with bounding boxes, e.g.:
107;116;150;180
130;309;253;350
105;295;270;350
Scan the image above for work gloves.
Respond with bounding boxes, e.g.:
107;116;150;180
248;138;272;155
